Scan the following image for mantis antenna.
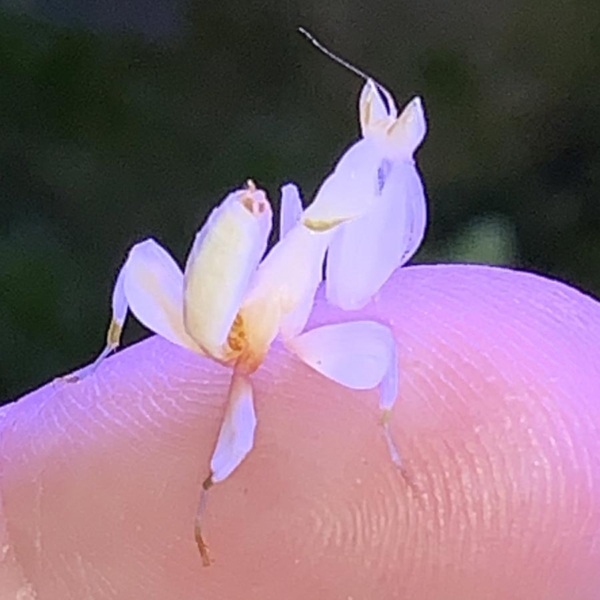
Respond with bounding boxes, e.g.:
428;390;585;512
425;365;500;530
298;27;372;82
298;27;393;114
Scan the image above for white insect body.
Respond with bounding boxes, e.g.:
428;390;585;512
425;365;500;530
70;37;429;562
300;30;428;310
78;181;400;563
302;82;427;310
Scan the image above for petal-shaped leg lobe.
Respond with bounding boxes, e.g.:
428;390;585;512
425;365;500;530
397;164;427;267
123;239;200;352
209;372;257;484
290;319;404;471
326;161;420;310
276;227;330;340
66;240;198;381
302;139;382;227
110;265;127;336
101;264;128;353
183;187;272;358
288;320;397;391
246;223;331;344
279;184;303;240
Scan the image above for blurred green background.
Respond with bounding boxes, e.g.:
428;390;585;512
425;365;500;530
1;1;600;402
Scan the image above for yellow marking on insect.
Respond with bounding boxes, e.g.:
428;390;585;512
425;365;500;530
106;318;122;349
227;313;248;353
240;179;269;215
302;216;351;232
380;408;392;426
238;348;265;375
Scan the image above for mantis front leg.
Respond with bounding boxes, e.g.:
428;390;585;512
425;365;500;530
65;238;201;382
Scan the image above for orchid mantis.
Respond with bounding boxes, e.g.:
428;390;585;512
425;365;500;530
66;33;430;565
74;181;399;564
300;29;428;310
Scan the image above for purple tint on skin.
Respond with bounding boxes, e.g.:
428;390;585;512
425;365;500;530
0;265;599;599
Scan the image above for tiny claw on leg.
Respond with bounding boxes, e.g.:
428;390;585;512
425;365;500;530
194;480;214;566
194;523;212;567
62;317;123;383
62;344;116;383
380;411;425;502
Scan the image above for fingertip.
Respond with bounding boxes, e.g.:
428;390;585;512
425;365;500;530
3;265;599;599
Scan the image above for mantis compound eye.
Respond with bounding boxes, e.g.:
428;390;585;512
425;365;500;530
377;159;393;195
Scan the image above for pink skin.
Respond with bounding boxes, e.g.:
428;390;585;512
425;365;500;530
1;264;599;599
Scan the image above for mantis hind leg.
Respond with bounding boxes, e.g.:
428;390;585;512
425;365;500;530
63;267;128;382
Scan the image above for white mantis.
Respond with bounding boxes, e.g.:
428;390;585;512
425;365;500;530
68;33;428;565
300;28;428;310
71;180;398;563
